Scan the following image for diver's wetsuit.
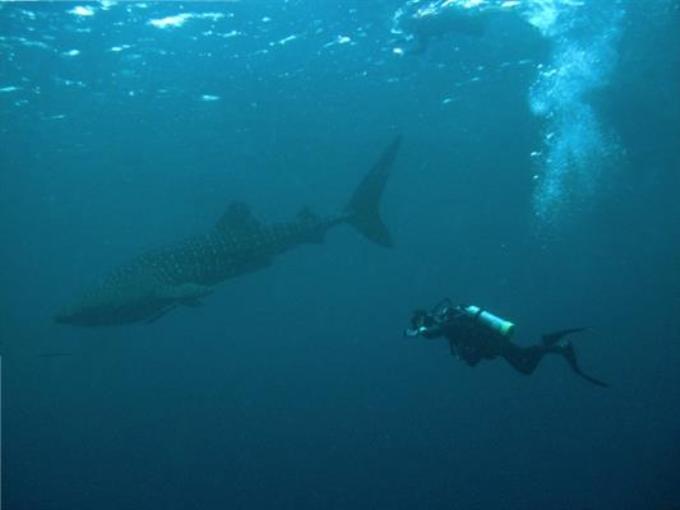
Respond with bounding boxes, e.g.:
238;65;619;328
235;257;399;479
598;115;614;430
391;0;495;55
407;302;608;387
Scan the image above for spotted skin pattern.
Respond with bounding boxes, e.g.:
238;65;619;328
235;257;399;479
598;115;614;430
56;208;340;326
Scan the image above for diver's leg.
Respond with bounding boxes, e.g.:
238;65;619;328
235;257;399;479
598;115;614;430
501;343;548;375
502;331;608;386
542;328;587;346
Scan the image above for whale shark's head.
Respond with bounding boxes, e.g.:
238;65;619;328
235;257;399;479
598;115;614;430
54;299;170;326
53;307;81;325
54;306;104;326
54;299;127;327
54;285;169;327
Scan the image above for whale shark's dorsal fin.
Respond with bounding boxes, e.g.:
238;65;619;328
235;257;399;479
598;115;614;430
216;201;260;236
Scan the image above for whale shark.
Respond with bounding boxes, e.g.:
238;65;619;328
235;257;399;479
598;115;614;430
55;136;402;326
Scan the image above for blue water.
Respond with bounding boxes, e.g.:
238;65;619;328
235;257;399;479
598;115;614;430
1;1;679;508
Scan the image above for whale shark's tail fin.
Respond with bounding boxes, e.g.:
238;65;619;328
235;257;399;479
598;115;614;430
345;135;402;247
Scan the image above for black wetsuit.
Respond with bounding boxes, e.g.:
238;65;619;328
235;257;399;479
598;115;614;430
410;306;608;387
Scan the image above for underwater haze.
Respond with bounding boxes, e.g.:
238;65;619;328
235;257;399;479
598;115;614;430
1;1;679;509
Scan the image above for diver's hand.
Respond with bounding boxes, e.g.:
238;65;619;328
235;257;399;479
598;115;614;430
403;328;421;338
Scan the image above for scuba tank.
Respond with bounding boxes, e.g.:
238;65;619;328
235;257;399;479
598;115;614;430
463;305;515;338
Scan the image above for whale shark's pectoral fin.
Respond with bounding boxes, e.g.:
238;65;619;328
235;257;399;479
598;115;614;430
146;284;213;323
160;283;215;306
181;298;204;308
145;304;178;324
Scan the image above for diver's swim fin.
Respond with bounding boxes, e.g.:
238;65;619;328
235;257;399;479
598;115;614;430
345;135;401;247
542;328;587;346
561;342;609;388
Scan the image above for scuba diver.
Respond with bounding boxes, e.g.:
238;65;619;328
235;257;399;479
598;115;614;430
404;299;608;387
391;0;503;55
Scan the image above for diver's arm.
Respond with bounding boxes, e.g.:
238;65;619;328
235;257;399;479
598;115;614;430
404;323;444;339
